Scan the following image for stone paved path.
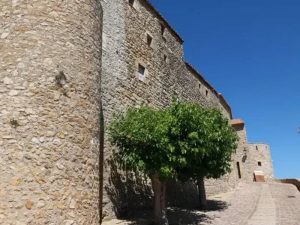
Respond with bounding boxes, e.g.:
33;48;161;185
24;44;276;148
205;182;300;225
245;184;276;225
102;182;300;225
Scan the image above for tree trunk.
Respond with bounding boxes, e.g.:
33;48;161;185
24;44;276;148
197;177;207;209
151;175;169;225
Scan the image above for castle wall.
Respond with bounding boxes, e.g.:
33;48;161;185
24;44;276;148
244;144;274;181
0;0;275;222
0;1;102;224
101;0;238;216
231;121;274;182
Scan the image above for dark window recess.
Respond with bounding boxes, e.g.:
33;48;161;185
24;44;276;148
147;34;153;47
138;64;145;76
129;0;134;7
237;162;242;179
161;24;165;36
199;83;201;89
163;54;168;62
258;162;262;166
256;146;258;150
206;90;208;96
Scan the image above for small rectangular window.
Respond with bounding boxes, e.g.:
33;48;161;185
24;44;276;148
138;64;145;76
129;0;134;7
163;54;168;63
205;90;208;96
146;34;153;47
256;146;258;150
161;24;165;36
258;162;262;166
199;84;201;89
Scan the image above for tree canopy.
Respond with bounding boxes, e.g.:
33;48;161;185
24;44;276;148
109;101;238;224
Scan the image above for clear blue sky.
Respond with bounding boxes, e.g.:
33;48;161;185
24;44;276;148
150;0;300;178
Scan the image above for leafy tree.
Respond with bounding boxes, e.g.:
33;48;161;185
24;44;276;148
167;102;238;208
109;106;176;225
109;101;238;225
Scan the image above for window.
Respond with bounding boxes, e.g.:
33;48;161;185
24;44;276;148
161;24;165;36
205;90;208;96
199;84;201;89
163;54;168;63
146;34;153;47
137;64;147;81
256;146;258;150
138;64;145;76
129;0;134;7
237;162;242;179
258;162;262;166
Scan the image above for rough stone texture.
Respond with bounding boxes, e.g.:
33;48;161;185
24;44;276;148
244;143;274;181
101;0;236;216
0;0;102;224
100;0;274;218
1;0;275;222
231;121;274;182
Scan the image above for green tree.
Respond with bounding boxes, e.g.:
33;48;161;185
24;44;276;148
109;101;238;225
167;102;238;208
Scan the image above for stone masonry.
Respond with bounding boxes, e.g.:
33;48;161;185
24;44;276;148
0;0;102;224
0;0;274;223
100;0;274;218
231;119;274;182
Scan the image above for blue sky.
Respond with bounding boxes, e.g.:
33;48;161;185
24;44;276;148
150;0;300;178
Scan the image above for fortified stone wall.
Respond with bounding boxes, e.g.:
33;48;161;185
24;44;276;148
231;120;274;182
100;0;239;216
101;0;129;218
0;0;275;223
246;144;274;181
0;1;102;224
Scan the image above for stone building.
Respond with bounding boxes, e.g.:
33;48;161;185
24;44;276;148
0;0;103;224
0;0;273;224
231;119;274;182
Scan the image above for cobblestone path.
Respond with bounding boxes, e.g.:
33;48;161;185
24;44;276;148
102;182;300;225
245;184;276;225
206;182;300;225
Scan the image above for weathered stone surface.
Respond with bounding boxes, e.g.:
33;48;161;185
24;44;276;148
101;0;274;218
0;0;102;224
1;0;274;222
25;200;34;210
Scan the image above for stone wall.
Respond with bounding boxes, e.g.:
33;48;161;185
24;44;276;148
0;1;102;224
231;120;274;182
278;179;300;191
245;144;274;181
101;0;238;216
0;0;275;222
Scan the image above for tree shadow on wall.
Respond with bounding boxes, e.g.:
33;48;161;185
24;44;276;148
105;159;153;218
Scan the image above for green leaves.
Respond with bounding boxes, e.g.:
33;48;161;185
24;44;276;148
109;101;238;182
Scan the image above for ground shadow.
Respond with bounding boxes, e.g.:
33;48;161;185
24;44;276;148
167;208;212;225
204;199;229;211
116;201;228;225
